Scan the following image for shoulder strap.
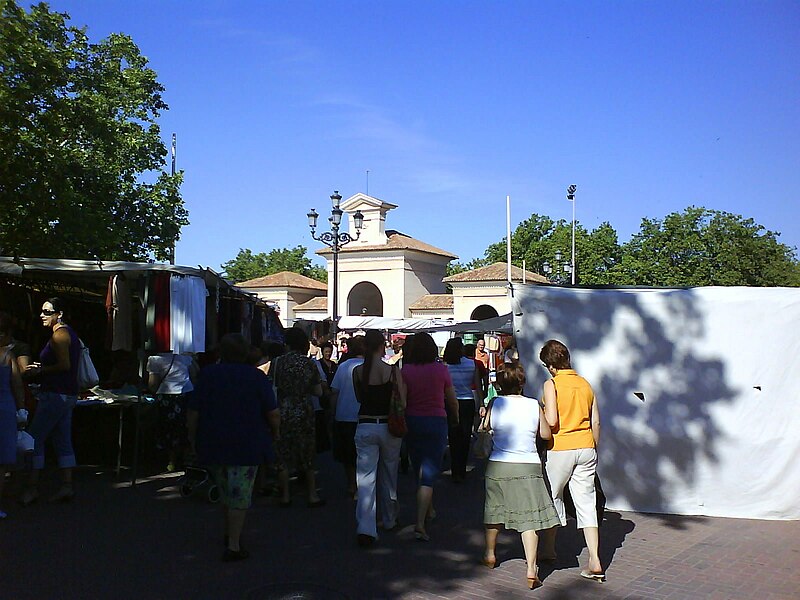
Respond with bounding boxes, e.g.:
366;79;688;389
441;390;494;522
156;354;177;393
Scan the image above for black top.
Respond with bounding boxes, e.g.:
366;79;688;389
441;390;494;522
8;340;31;359
358;380;392;417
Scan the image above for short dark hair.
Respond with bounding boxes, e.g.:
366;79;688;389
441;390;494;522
218;333;251;364
463;343;477;358
320;341;333;352
285;327;310;354
346;335;365;356
45;297;67;319
260;341;285;361
539;339;571;370
497;362;526;395
405;332;439;365
443;337;464;365
0;311;12;335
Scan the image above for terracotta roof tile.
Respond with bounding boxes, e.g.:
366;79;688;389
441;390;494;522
316;230;457;259
408;294;454;310
236;271;327;291
293;296;328;311
443;262;549;284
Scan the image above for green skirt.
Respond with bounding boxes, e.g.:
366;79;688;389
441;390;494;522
484;461;561;532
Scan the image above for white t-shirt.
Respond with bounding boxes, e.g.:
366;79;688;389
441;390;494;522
488;394;542;464
331;357;364;423
146;354;194;394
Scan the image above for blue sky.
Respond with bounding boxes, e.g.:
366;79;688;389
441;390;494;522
47;0;800;271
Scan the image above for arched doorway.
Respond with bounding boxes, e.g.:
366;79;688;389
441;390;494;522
470;304;499;321
347;282;383;316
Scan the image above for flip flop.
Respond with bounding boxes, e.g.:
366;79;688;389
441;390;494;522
414;530;430;542
580;570;606;582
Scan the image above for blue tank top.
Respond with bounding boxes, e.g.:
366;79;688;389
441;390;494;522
447;357;476;400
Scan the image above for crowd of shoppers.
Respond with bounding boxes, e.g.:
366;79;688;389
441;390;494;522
2;312;604;585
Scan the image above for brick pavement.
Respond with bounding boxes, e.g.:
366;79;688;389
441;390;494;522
3;454;799;599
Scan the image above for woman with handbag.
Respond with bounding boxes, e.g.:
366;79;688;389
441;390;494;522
402;332;459;542
482;362;560;590
147;352;197;472
21;298;82;505
352;330;405;547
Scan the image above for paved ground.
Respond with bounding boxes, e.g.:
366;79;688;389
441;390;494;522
3;453;799;600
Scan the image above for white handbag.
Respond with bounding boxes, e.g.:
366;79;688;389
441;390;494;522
77;338;100;389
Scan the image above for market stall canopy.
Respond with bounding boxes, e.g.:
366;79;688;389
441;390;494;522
420;313;514;334
337;315;456;331
0;256;256;298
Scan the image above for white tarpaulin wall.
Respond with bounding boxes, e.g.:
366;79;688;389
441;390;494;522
510;284;800;520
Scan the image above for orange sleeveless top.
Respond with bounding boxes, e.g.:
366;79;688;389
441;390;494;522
551;369;595;451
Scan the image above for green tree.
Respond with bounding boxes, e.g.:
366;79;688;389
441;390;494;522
222;246;327;283
618;206;800;286
0;1;186;261
482;214;623;284
445;257;490;278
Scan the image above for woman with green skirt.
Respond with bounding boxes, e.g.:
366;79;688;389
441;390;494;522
481;362;560;590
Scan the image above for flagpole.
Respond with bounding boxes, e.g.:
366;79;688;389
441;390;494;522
506;195;512;285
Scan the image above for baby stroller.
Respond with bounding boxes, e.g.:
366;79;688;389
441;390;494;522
178;462;220;504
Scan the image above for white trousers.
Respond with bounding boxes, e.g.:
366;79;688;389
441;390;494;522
545;447;598;529
354;423;402;538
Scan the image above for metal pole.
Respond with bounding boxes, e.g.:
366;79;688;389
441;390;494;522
571;195;576;285
332;220;339;334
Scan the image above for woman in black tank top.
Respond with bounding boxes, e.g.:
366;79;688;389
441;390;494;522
352;330;405;547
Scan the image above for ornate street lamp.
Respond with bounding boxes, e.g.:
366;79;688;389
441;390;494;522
308;191;364;333
542;250;572;285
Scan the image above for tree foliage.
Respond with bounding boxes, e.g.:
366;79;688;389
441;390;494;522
483;214;623;285
222;246;327;283
473;207;799;287
446;257;490;277
618;207;800;286
0;1;187;261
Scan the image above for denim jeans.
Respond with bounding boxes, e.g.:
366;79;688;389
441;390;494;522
406;415;448;487
29;391;78;470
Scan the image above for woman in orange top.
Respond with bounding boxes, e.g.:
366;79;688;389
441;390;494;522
539;339;604;582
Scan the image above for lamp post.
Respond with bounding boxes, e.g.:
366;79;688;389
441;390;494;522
542;250;573;285
567;184;577;285
307;191;364;334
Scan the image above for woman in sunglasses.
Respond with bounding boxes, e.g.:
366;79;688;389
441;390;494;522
20;297;82;505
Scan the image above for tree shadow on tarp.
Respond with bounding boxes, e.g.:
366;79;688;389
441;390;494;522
513;286;739;524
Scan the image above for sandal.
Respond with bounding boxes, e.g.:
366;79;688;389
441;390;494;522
222;548;250;562
19;488;39;506
48;486;75;503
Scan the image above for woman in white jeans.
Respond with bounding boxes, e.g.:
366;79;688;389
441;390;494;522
540;339;604;582
352;330;405;547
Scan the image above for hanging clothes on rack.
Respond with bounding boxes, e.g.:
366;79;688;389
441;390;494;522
110;275;133;351
170;274;208;353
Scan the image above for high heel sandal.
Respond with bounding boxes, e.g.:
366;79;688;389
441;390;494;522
527;575;542;590
579;569;606;582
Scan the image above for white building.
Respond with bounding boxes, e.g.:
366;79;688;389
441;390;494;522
236;193;549;326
